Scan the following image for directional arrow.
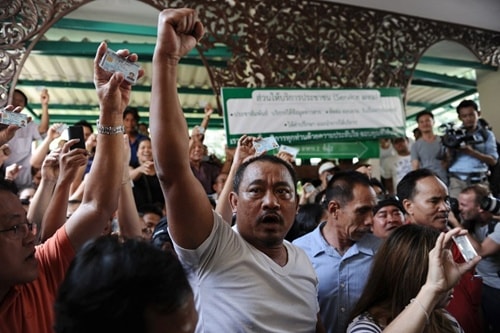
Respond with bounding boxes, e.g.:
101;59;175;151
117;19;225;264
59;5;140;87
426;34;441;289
296;140;379;159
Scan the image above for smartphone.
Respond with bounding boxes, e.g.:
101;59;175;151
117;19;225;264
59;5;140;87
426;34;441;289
68;126;86;150
452;235;478;262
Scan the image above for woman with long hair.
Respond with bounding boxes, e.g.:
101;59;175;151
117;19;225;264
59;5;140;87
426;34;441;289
347;224;480;333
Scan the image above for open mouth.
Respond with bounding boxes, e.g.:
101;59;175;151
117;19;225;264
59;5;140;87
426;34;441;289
260;213;282;224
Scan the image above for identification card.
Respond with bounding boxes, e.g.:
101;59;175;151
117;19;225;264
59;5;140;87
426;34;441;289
99;49;140;84
0;110;27;127
253;136;280;154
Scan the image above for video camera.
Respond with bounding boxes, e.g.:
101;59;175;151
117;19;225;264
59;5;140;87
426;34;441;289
481;195;500;215
439;122;484;149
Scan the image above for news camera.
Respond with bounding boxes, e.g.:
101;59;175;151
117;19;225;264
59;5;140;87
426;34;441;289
481;195;500;215
439;122;484;149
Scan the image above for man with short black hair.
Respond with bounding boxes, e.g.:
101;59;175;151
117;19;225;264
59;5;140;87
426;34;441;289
294;171;381;333
397;168;483;333
5;88;50;190
411;110;448;185
371;195;405;239
447;100;498;199
149;9;324;332
123;106;147;167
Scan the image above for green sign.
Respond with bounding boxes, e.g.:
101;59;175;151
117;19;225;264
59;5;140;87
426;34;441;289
221;87;406;149
296;140;380;159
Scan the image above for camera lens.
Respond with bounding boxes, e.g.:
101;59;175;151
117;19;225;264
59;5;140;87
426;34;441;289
480;196;500;215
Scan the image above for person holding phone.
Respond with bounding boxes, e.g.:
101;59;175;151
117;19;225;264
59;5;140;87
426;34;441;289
397;168;484;333
348;224;480;333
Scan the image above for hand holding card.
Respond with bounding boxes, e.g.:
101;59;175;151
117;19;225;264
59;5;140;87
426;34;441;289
99;49;141;85
0;109;27;127
253;136;279;154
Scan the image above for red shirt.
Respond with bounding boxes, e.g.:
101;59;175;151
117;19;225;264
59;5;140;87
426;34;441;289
446;243;483;333
0;228;75;333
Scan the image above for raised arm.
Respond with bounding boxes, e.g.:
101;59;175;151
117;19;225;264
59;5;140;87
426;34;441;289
215;135;257;222
117;134;142;239
199;103;213;131
64;42;144;251
30;123;63;169
381;228;480;333
39;140;88;242
150;9;208;249
28;149;59;234
38;88;50;135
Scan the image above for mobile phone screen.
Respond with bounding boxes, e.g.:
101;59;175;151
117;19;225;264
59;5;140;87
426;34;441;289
68;126;86;150
452;235;478;262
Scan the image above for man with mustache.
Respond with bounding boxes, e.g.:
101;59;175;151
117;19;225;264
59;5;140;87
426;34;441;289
397;168;483;333
293;171;381;333
149;8;324;332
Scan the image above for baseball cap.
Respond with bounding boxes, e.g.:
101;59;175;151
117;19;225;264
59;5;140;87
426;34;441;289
318;161;336;175
151;217;172;249
373;195;405;214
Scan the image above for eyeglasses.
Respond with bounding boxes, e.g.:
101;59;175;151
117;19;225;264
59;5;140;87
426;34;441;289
0;222;37;240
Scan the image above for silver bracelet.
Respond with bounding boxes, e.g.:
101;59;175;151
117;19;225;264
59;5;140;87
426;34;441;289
96;121;124;135
410;298;430;325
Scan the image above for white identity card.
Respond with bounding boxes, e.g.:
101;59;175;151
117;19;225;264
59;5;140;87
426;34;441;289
253;136;280;154
99;49;140;85
0;110;27;127
278;144;300;158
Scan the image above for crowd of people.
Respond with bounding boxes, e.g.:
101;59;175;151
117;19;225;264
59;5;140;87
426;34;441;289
0;7;499;333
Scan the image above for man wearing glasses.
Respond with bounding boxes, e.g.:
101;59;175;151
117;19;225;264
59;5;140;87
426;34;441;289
0;42;142;333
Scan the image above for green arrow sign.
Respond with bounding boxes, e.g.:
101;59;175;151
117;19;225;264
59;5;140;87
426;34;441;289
296;140;379;159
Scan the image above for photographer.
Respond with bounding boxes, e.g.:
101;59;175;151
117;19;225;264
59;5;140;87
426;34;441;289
449;184;500;333
446;100;498;199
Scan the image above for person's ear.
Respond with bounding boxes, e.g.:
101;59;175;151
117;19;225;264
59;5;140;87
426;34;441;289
402;199;413;216
327;200;340;217
229;192;238;213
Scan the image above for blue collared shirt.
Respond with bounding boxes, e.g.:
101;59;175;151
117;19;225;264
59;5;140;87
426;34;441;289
293;222;381;333
449;127;498;174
